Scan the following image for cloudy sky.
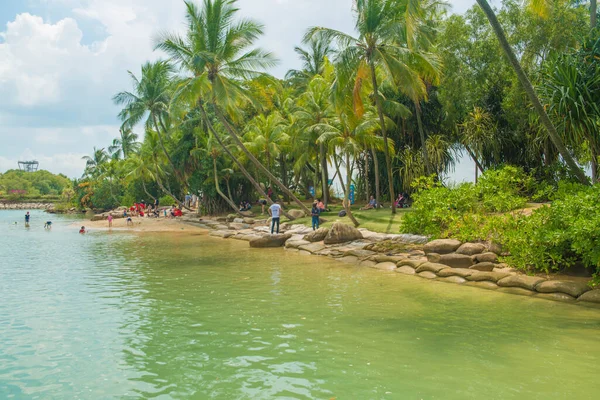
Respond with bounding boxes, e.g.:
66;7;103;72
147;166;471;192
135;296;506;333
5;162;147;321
0;0;478;179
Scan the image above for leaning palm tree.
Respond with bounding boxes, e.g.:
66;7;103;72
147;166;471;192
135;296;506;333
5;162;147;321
243;113;289;185
475;0;589;184
306;0;429;213
156;0;310;216
82;147;109;178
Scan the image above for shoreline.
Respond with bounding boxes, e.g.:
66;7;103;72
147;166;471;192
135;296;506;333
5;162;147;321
83;213;600;307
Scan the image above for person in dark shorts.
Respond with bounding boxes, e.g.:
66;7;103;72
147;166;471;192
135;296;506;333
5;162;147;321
25;212;30;226
44;221;52;229
311;201;321;231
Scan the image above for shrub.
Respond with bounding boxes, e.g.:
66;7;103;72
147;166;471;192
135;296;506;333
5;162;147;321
159;195;175;206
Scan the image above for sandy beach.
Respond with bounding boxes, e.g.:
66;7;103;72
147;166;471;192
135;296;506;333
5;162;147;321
77;216;208;233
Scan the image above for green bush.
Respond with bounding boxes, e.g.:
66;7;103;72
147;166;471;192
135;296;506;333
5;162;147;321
159;195;175;206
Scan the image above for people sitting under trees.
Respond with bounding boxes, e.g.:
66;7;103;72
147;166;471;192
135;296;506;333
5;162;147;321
316;199;330;212
360;196;377;210
239;201;252;212
395;193;409;208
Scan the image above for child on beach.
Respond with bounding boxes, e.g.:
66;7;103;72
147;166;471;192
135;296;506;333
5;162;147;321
79;226;86;234
107;214;113;227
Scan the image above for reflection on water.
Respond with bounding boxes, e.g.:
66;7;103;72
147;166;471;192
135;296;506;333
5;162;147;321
1;210;600;399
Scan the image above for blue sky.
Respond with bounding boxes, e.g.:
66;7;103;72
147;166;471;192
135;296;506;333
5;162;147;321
0;0;478;179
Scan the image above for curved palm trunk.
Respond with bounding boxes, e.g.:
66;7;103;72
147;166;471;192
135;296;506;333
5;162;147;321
345;151;360;227
414;101;431;175
214;107;310;215
225;177;235;204
333;153;346;197
370;146;381;208
476;0;589;185
198;105;294;220
213;158;244;216
142;181;156;202
364;151;370;202
152;114;186;187
592;0;597;28
369;60;396;212
319;142;329;206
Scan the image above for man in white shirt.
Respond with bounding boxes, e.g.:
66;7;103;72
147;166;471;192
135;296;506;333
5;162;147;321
268;201;282;234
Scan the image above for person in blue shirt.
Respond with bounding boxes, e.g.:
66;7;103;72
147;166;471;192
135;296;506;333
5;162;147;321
24;212;30;226
311;201;321;231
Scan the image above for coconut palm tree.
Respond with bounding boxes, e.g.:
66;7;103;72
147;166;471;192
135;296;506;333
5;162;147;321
243;113;289;185
306;0;434;213
109;128;141;160
460;106;497;182
112;61;184;184
82;147;109;178
156;0;310;215
475;0;589;184
285;37;335;89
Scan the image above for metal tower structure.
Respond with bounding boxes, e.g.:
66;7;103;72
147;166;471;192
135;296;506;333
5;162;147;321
18;160;39;172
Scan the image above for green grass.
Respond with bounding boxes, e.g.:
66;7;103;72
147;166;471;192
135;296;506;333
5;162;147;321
282;204;411;234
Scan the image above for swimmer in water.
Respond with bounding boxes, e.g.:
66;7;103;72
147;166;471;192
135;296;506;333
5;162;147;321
79;226;86;234
44;221;52;229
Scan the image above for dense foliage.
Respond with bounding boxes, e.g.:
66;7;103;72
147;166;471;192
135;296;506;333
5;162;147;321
0;170;72;199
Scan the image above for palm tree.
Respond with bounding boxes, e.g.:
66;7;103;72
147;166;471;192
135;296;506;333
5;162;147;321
109;128;141;160
156;0;310;216
475;0;589;184
307;0;431;213
460;106;497;182
285;37;335;89
244;113;289;185
112;61;184;184
82;147;109;178
124;153;158;202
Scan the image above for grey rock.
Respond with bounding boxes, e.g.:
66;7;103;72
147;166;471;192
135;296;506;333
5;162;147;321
536;293;576;303
396;266;416;275
438;276;466;284
577;289;600;304
304;227;330;243
426;253;441;263
417;271;437;279
373;262;398;271
423;239;462;254
249;233;292;248
416;262;449;274
345;249;376;258
469;262;496;272
437;268;475;278
535;280;591;298
371;255;407;264
288;209;306;219
487;242;503;255
243;218;255;224
474;252;499;263
323;223;363;245
337;255;359;264
466;271;511;282
397;259;427;269
209;230;234;239
438;253;474;268
456;243;486;256
359;260;377;268
285;239;310;249
233;218;244;223
497;275;545;291
298;242;327;254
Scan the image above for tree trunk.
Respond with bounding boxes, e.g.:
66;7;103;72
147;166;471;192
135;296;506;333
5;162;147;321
464;145;484;174
369;60;396;212
345;151;360;227
214;107;310;214
476;0;589;185
592;150;598;183
198;104;294;220
225;177;235;204
333;153;346;196
364;151;370;203
592;0;597;29
370;146;381;208
279;154;290;204
213;158;244;216
152;114;185;186
319;142;329;206
414;101;431;175
142;181;156;202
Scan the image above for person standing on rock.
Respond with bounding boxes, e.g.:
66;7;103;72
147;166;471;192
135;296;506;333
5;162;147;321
269;201;282;234
24;212;30;227
311;201;321;231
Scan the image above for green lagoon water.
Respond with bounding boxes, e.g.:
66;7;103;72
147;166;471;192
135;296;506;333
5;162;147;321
1;210;600;399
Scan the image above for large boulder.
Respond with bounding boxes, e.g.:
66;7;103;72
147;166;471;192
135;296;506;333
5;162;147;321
323;223;363;245
437;268;475;278
466;271;511;282
474;252;499;263
438;253;474;269
249;233;292;248
497;275;545;291
416;262;448;274
396;266;416;275
536;280;591;298
577;289;600;303
423;239;462;254
285;239;310;249
373;262;398;271
456;243;486;256
304;227;329;243
469;262;495;272
288;209;306;219
298;242;327;254
397;259;427;269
